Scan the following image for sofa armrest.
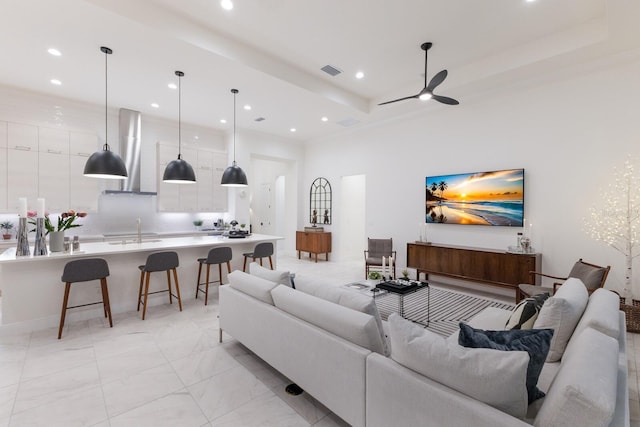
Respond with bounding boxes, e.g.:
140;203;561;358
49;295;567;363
366;353;530;427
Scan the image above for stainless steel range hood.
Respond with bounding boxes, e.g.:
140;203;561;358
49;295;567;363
104;108;157;195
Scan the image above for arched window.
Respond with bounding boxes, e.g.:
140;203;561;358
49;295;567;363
309;177;332;225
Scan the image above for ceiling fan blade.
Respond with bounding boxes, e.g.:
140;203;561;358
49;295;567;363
432;94;459;105
426;70;448;91
378;94;419;106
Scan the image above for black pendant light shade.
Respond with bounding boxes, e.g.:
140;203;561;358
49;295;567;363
221;161;248;186
221;88;248;187
84;46;128;179
163;156;196;183
163;71;196;184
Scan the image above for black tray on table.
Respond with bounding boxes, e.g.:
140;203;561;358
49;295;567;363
376;280;418;294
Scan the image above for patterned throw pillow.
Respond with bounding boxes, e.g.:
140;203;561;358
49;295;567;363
505;293;550;330
458;323;554;404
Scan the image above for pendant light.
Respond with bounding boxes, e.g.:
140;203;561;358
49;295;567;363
221;88;248;187
162;71;196;184
84;46;128;179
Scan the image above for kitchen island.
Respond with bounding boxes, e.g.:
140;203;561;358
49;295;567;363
0;234;282;328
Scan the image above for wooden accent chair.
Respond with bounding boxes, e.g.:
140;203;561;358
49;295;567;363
364;238;396;279
516;258;610;303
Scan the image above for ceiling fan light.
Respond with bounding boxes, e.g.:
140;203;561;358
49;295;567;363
163;158;196;184
83;148;127;179
419;92;432;101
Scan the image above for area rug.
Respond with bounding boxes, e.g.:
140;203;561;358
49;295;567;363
374;285;514;337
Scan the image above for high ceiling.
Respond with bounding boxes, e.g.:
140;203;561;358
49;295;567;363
1;0;638;142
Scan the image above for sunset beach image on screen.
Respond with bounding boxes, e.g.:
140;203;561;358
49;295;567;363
425;169;524;226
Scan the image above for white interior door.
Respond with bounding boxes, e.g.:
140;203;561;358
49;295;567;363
339;174;366;261
253;183;274;234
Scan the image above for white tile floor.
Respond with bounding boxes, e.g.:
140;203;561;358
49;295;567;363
0;254;637;426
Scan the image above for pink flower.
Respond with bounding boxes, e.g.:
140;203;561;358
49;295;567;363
27;211;37;218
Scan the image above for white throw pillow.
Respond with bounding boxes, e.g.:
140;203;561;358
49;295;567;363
249;262;293;287
533;278;588;362
271;285;387;355
388;314;529;418
533;328;618;427
228;270;279;305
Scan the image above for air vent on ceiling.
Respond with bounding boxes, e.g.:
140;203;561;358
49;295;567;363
337;118;360;127
255;117;266;122
321;64;342;77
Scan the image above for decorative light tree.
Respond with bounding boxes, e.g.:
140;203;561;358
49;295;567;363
585;158;640;304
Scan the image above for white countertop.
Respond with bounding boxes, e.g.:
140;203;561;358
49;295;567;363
0;233;282;264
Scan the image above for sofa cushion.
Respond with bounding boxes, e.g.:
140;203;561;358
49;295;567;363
575;288;620;339
228;270;279;305
533;328;618;427
533;278;588;362
304;284;390;356
249;262;293;287
388;314;529;418
270;285;386;354
458;323;553;404
505;293;550;330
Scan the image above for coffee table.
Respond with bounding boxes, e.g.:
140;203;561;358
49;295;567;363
342;280;430;327
373;280;430;327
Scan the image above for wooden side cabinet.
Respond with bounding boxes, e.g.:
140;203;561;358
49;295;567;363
296;231;331;262
407;242;541;292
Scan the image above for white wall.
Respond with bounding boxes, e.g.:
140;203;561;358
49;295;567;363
303;55;640;297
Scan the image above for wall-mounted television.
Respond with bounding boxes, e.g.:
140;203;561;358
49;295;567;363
426;168;524;226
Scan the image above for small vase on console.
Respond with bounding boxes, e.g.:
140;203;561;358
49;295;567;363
49;231;65;252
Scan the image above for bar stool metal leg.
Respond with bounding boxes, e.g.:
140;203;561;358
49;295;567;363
166;270;173;304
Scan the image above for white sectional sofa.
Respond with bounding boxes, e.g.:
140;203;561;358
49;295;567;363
219;268;629;427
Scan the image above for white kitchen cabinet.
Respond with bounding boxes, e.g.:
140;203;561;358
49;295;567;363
0;121;7;148
69;154;100;212
7;148;38;211
212;152;229;212
39;151;70;212
7;123;38;151
178;147;198;212
0;122;7;210
157;144;180;211
39;127;69;155
70;131;99;156
196;150;214;211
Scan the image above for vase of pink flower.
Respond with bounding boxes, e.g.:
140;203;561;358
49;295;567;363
29;210;87;252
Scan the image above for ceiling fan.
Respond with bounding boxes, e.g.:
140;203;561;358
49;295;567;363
379;42;459;106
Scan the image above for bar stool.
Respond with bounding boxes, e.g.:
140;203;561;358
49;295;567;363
59;258;113;339
196;246;232;305
137;251;183;320
242;242;274;271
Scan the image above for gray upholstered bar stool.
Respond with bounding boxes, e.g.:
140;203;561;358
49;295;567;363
242;242;274;271
196;246;232;305
59;258;113;339
137;251;183;320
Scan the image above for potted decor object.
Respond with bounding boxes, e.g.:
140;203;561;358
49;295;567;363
193;220;203;231
1;221;14;239
30;210;87;252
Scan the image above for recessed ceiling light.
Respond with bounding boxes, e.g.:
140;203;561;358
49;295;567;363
244;105;251;111
168;83;177;90
321;117;328;122
221;0;233;10
50;79;62;86
151;103;159;108
194;135;199;140
290;128;296;132
525;0;536;2
220;119;227;124
48;48;61;56
355;71;365;79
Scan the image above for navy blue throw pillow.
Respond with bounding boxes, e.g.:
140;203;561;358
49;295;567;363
458;323;553;404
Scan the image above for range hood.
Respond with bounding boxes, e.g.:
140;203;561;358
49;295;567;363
104;108;157;195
